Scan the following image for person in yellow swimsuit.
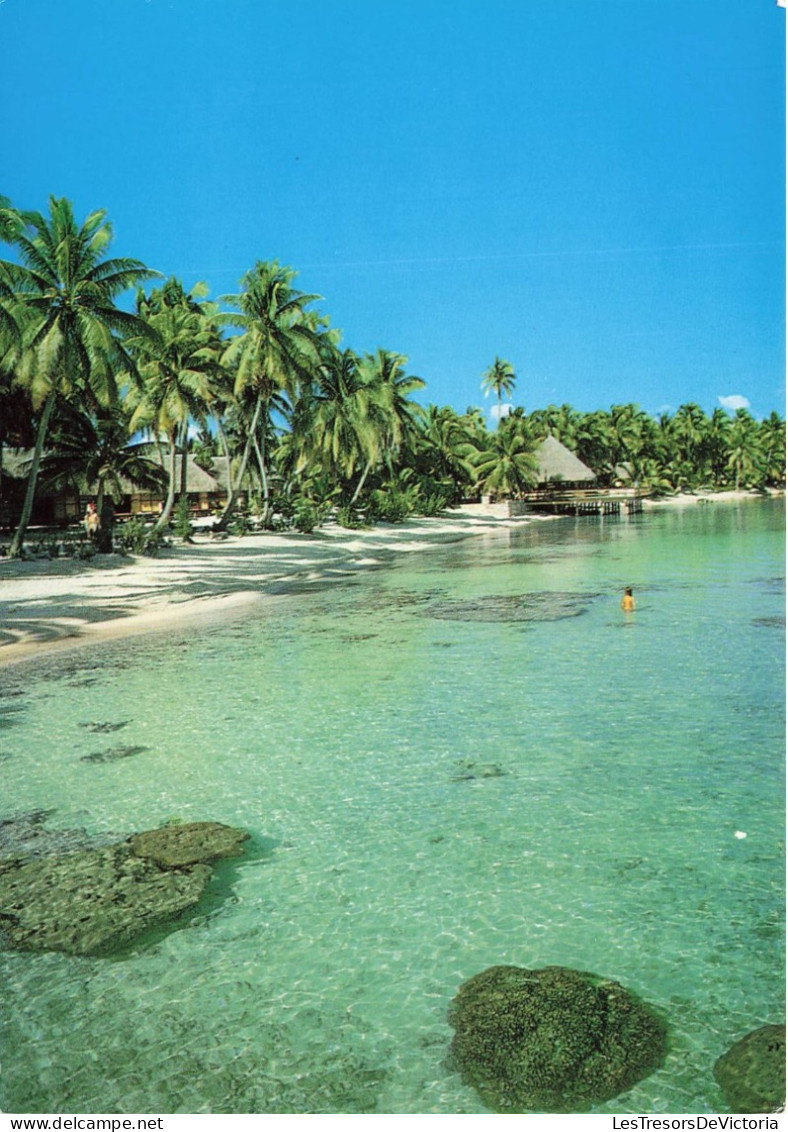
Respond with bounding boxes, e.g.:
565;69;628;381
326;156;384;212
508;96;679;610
621;587;635;613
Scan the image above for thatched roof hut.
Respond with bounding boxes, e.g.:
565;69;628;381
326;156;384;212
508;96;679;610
534;435;595;486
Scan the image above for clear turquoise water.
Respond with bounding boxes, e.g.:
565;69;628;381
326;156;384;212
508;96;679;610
0;500;784;1115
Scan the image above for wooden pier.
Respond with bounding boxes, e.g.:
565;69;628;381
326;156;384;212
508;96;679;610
520;490;644;517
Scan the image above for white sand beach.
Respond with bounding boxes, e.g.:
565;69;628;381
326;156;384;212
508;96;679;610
0;507;540;667
0;491;776;669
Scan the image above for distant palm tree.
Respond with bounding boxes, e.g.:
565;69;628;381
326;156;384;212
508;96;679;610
575;409;614;482
759;411;786;488
0;196;157;556
727;409;763;491
530;403;581;449
670;403;710;488
481;357;516;426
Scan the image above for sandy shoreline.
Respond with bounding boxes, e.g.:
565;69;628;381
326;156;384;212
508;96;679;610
0;508;542;668
0;491;779;669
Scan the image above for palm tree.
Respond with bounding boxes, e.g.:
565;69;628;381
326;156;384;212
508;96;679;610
671;403;710;489
215;260;322;529
706;408;732;487
530;403;580;449
38;400;167;517
574;410;614;482
471;413;538;499
127;279;223;534
481;356;516;426
759;411;786;488
404;404;478;502
607;404;654;484
343;348;426;502
0;197;25;350
302;347;380;502
727;408;764;491
362;349;425;456
0;196;157;556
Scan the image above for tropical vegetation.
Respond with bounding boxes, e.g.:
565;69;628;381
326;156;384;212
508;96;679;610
0;195;784;556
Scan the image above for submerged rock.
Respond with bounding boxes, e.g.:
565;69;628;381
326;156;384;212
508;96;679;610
0;811;122;859
129;821;250;867
713;1024;786;1114
450;760;508;782
447;964;667;1113
0;846;211;956
80;745;150;764
424;591;598;624
0;820;251;956
79;720;132;733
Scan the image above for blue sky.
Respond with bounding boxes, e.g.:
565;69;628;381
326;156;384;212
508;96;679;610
1;0;784;422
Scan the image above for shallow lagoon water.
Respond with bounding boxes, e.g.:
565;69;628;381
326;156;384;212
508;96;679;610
0;500;784;1114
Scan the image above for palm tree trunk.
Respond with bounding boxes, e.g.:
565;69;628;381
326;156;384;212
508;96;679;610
8;389;57;558
151;436;178;535
0;434;5;530
213;396;263;531
350;458;374;506
252;429;271;521
178;419;189;502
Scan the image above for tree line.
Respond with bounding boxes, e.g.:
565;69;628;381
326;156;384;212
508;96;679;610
0;196;784;557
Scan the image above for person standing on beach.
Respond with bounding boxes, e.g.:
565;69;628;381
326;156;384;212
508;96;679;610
621;586;635;613
84;502;100;541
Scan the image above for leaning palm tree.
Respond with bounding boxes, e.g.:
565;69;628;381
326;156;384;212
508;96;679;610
361;348;425;472
301;347;377;498
127;280;223;535
481;356;516;426
214;260;322;529
0;197;158;556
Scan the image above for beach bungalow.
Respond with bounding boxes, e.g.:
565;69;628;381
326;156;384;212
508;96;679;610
0;446;226;529
533;434;596;489
521;436;643;516
126;451;224;517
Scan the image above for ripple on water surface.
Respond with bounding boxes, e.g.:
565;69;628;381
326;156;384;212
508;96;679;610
0;501;784;1114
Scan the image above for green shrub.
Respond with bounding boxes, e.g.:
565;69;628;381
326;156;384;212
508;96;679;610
173;498;192;540
414;489;452;517
293;501;318;534
117;517;165;556
336;504;366;529
369;486;413;523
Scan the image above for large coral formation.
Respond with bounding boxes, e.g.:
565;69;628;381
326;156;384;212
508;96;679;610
0;820;249;956
447;964;668;1113
130;821;250;867
713;1024;786;1114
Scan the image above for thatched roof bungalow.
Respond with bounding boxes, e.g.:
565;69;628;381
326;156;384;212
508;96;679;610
0;446;226;529
533;435;596;488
